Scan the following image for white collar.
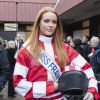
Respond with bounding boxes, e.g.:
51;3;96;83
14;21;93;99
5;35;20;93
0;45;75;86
39;35;53;43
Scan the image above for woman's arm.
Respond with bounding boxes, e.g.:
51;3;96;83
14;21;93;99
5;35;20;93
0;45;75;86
13;49;56;99
64;44;99;100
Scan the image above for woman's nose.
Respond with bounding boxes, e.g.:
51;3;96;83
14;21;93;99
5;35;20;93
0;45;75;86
49;22;53;27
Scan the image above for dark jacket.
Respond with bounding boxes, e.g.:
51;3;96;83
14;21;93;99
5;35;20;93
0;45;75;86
81;43;92;62
15;39;24;51
90;45;100;74
7;48;16;77
0;44;9;91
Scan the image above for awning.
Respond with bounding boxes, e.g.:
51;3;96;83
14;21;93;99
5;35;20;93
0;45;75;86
55;0;100;25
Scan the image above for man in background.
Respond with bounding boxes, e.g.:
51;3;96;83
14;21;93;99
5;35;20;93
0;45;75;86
14;34;24;59
0;37;9;91
15;34;24;50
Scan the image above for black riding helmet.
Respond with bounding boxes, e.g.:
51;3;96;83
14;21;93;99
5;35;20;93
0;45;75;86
58;70;88;95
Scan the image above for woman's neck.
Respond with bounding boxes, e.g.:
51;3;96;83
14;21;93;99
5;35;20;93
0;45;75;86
39;35;53;43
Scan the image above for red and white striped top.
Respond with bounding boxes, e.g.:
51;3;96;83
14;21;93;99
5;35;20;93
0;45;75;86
13;35;99;100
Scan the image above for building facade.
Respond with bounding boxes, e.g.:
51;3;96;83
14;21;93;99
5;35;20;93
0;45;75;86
0;0;57;40
56;0;100;41
0;0;100;41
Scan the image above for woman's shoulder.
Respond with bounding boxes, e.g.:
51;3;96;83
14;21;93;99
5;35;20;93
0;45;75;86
18;47;30;58
62;42;69;47
19;40;30;54
62;42;72;50
62;42;78;54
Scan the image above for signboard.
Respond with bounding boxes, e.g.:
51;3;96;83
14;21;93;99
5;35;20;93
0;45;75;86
4;23;18;31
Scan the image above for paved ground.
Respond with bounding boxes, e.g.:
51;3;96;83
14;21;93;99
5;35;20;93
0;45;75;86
0;84;24;100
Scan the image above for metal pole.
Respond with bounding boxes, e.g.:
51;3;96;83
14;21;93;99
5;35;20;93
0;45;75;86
53;0;60;9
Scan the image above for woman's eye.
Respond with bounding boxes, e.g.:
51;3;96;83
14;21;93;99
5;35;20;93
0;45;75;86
44;19;50;23
43;19;57;24
53;20;57;24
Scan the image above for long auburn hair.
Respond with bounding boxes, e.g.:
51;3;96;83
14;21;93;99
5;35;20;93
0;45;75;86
25;7;68;67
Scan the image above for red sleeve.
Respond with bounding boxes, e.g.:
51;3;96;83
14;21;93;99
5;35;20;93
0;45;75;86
63;43;100;99
13;48;55;99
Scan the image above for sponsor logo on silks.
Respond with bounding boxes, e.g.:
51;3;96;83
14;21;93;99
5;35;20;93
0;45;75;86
38;51;62;81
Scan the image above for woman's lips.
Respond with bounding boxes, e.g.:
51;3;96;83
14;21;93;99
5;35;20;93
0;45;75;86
47;29;53;32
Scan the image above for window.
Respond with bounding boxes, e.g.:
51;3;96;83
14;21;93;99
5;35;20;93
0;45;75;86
4;23;18;31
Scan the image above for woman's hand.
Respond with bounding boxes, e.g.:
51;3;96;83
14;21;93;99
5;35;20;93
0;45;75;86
83;92;94;100
54;82;58;90
88;52;93;58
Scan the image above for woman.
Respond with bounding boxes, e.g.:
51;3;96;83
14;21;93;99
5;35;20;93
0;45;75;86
13;7;99;100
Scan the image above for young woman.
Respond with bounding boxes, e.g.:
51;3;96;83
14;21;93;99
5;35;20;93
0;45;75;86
13;7;99;100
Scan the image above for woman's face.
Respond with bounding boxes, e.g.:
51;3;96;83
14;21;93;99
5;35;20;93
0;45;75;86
39;12;57;36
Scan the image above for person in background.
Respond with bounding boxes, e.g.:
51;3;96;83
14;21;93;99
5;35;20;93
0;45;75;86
13;7;99;100
82;36;92;62
90;36;100;74
73;39;83;55
66;36;73;43
6;40;16;97
14;34;24;59
89;36;100;94
0;37;9;92
3;39;8;49
15;34;24;51
66;36;75;47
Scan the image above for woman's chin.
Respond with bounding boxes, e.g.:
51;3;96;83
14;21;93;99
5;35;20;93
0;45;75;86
45;34;53;37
